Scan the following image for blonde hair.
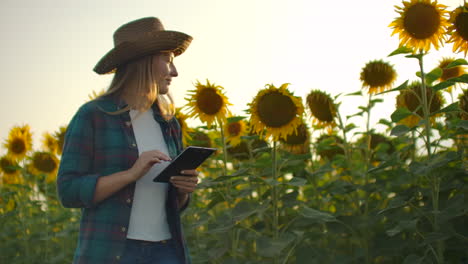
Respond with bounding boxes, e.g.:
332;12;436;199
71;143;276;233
100;54;175;119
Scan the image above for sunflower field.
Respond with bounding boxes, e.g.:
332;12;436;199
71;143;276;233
1;0;468;263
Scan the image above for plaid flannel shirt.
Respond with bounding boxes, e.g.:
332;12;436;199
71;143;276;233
57;95;190;264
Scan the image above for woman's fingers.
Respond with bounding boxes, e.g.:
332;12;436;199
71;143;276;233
170;175;199;193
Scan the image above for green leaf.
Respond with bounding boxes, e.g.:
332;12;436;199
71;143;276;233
386;219;418;237
391;107;412;122
405;53;423;59
432;80;455;91
232;201;268;222
227;116;246;123
300;206;337;223
391;124;411;136
388;46;413;57
456;120;468;130
344;123;357;132
425;67;443;85
345;91;362;96
403;255;424;264
446;58;468;68
431;102;459;116
377;80;408;95
285;177;307;187
256;233;296;257
378;196;407;214
424;232;451;244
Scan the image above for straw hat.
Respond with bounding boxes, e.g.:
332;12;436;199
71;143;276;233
93;17;193;74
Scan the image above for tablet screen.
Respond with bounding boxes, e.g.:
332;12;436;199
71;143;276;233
153;146;216;182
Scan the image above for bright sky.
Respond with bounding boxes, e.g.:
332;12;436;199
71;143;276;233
0;0;465;150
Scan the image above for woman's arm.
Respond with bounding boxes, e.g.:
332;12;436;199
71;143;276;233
92;150;171;204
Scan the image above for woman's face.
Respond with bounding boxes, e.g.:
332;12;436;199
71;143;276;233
153;52;178;95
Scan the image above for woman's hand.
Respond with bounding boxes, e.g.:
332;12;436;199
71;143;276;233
169;170;199;194
127;150;171;181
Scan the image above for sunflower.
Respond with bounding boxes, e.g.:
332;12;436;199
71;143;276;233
188;130;212;148
249;83;304;141
389;0;449;52
280;123;310;154
447;4;468;56
227;136;269;160
360;60;397;94
460;89;468;120
315;134;344;161
30;152;59;183
3;125;33;160
306;90;336;129
54;126;67;155
435;57;466;93
185;79;231;128
42;132;59;154
0;155;22;185
396;81;444;127
175;108;193;146
224;117;248;147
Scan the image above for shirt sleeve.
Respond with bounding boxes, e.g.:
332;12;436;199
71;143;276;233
56;105;99;208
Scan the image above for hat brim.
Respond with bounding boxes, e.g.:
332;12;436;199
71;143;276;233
93;30;192;74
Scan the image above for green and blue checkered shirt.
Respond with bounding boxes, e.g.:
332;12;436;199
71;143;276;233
57;95;190;264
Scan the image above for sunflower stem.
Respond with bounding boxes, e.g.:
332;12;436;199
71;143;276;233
417;51;444;264
272;140;279;262
363;93;373;264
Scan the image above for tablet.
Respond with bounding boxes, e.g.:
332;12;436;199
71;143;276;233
153;146;217;183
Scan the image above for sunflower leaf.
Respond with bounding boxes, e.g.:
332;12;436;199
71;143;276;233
391;107;412;122
432;80;455;91
425;68;443;85
446;58;468;68
430;102;459;116
405;54;423;60
391;124;411;136
345;91;362;96
388;46;413;57
377;80;408;95
227;116;246;123
457;120;468;130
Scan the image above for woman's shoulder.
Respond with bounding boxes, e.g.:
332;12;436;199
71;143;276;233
75;96;120;116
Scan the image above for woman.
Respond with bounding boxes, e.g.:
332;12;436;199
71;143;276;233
57;17;197;264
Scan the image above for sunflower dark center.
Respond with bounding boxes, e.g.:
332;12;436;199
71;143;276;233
283;124;308;145
11;138;26;154
228;122;242;136
404;3;440;39
441;66;462;81
455;12;468;40
0;158;17;174
196;88;223;115
362;63;395;87
307;95;334;122
33;153;57;173
257;92;297;128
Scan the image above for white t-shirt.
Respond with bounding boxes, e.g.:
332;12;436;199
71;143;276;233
126;109;172;242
